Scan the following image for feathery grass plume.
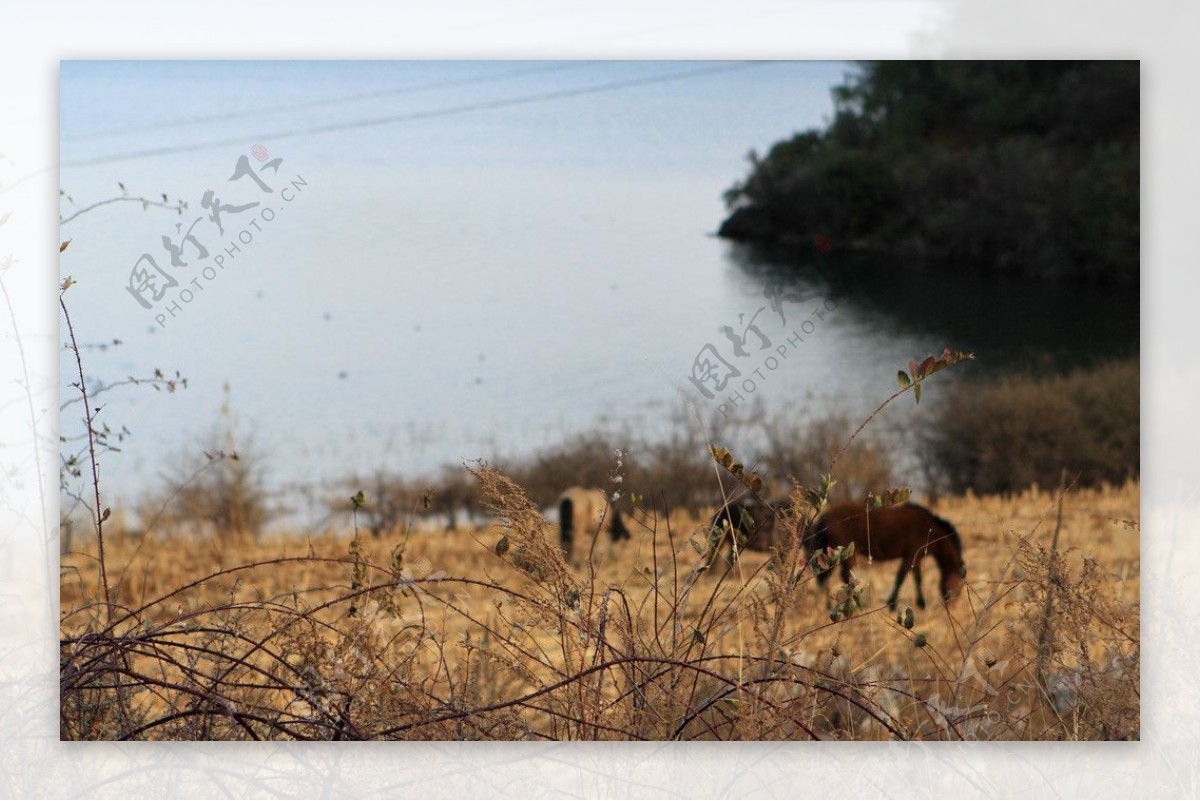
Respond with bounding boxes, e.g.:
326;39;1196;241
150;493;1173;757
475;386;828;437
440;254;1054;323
467;461;577;602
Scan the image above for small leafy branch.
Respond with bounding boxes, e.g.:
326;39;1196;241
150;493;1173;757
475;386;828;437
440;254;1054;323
708;445;764;494
59;183;188;226
59;266;113;617
832;348;975;473
866;486;911;509
61;367;188;411
801;472;838;515
896;348;976;405
57;184;192;578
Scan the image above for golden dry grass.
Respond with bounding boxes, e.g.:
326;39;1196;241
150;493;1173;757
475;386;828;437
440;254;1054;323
60;475;1139;741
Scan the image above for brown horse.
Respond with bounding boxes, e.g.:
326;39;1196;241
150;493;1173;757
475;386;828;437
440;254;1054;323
558;487;630;561
808;502;966;610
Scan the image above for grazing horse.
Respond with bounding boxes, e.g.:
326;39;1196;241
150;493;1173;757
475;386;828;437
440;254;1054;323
557;487;631;561
808;501;966;610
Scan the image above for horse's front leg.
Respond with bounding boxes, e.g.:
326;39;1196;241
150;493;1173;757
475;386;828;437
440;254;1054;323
839;553;857;587
887;559;911;611
911;560;926;609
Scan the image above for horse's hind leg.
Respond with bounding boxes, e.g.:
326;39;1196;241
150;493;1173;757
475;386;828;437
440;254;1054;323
886;560;911;611
559;498;574;561
911;561;927;609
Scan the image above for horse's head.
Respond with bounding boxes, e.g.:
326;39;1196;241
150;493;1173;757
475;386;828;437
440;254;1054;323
936;516;966;603
941;563;966;603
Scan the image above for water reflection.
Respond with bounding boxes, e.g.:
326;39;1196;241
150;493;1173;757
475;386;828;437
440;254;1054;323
725;242;1139;375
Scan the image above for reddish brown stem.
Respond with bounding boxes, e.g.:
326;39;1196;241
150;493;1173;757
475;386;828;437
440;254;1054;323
60;296;111;621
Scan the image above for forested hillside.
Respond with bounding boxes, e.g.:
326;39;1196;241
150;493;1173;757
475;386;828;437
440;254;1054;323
719;61;1139;284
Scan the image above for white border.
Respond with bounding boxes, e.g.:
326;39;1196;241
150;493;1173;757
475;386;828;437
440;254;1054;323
2;1;1195;797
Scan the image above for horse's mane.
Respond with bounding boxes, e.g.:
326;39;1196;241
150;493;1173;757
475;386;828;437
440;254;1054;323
931;512;963;556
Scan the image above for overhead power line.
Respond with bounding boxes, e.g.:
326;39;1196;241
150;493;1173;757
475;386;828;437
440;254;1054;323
62;61;594;142
62;61;773;169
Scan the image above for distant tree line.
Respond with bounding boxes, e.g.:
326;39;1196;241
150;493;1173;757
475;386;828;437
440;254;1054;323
719;61;1139;284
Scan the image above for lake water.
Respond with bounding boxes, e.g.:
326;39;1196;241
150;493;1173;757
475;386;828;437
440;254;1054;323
58;61;1139;526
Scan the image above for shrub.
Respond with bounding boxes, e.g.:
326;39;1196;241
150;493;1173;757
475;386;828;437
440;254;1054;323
140;394;273;542
923;358;1138;494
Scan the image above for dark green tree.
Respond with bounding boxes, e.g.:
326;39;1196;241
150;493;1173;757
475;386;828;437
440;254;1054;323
719;61;1139;284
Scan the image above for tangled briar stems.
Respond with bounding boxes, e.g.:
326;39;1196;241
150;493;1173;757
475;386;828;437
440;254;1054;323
757;486;817;663
1012;533;1140;740
61;468;1139;740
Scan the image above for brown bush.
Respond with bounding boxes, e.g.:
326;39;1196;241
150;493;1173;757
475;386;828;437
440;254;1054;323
923;358;1138;494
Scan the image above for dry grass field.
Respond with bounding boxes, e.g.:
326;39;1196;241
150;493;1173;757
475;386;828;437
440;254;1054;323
60;471;1139;741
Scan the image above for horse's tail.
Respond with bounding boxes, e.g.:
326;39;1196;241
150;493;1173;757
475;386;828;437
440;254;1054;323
609;502;631;542
558;496;574;556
